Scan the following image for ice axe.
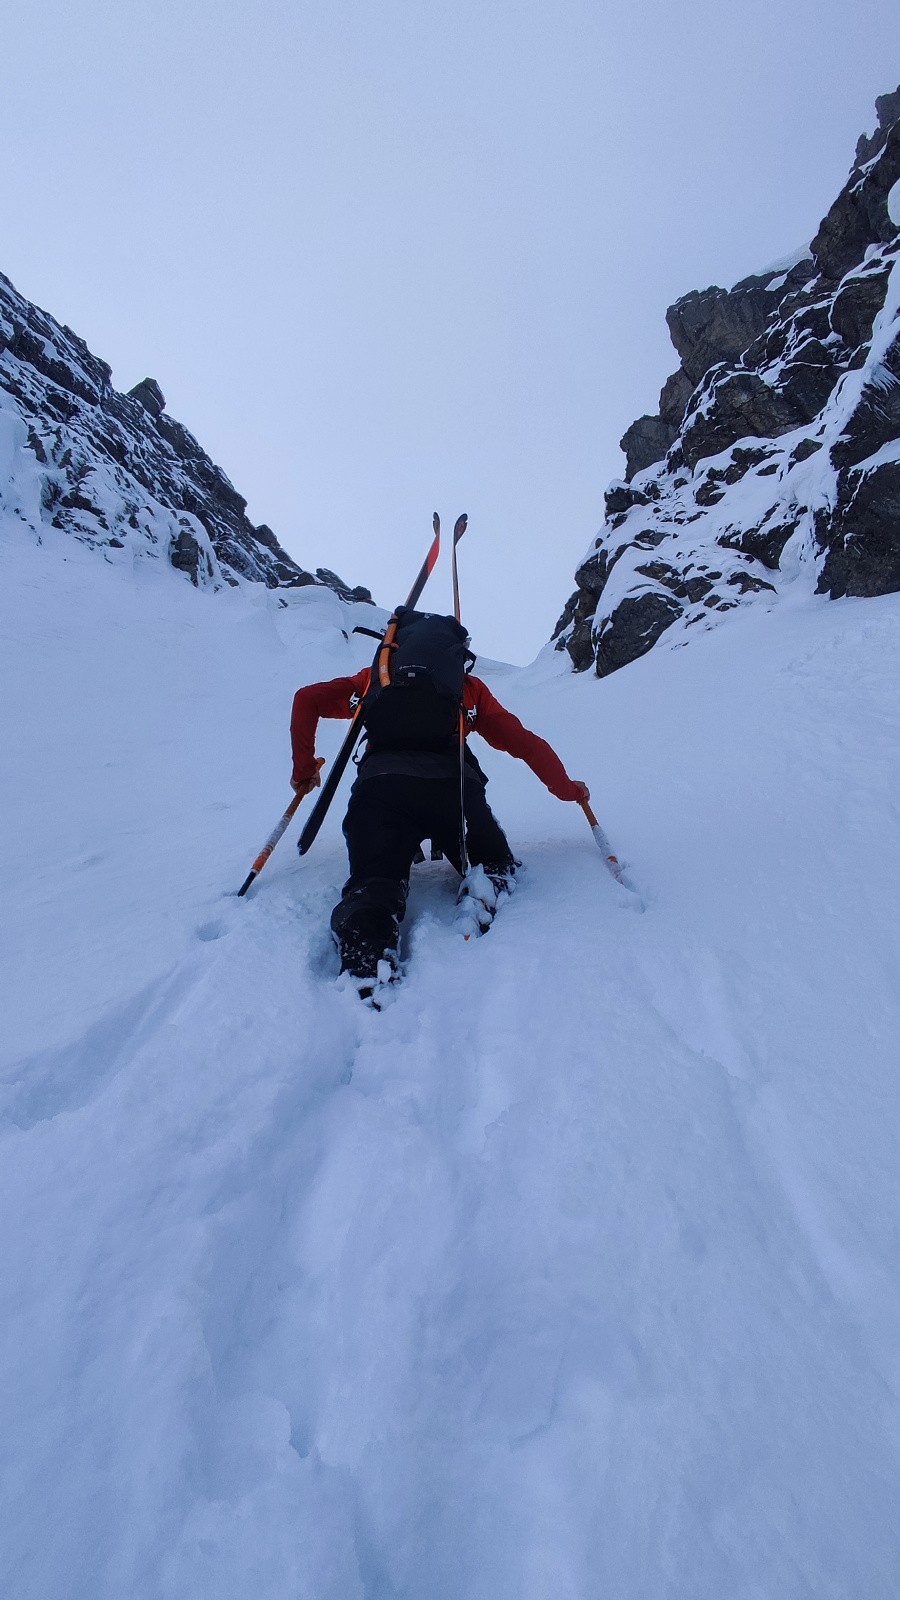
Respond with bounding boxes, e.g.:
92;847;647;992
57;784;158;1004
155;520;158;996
580;798;629;887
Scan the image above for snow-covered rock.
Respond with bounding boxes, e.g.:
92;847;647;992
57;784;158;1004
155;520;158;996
556;85;900;674
0;268;372;601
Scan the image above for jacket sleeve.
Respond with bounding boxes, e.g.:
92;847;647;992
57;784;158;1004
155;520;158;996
467;678;583;801
290;669;369;785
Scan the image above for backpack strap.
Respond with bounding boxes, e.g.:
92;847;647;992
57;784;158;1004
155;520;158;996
377;612;401;688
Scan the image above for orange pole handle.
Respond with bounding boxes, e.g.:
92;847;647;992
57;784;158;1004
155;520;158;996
238;791;305;896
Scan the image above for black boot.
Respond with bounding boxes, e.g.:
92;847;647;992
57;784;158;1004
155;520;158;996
336;915;400;1007
336;917;398;980
331;895;400;982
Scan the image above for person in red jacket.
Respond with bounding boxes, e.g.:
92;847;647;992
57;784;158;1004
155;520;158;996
290;652;589;982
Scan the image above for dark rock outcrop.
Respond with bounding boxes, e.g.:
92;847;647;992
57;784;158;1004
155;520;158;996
829;263;891;349
554;86;900;676
594;592;683;676
620;414;678;481
128;378;166;418
680;370;810;471
169;522;215;584
830;332;900;469
0;270;371;601
659;367;694;431
818;460;900;597
604;480;653;517
718;511;803;570
666;273;799;386
314;566;374;605
810;96;900;280
553;541;627;670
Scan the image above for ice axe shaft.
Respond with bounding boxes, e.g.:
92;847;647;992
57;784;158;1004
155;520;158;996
580;799;627;886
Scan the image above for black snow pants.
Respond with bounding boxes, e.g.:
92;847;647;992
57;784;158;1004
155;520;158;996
330;769;515;961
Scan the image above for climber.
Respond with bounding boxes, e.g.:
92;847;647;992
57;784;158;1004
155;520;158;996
289;608;590;985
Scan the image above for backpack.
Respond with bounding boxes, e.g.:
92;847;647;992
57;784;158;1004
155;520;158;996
362;607;475;754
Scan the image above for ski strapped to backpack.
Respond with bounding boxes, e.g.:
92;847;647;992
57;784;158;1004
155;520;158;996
296;513;445;859
236;515;443;894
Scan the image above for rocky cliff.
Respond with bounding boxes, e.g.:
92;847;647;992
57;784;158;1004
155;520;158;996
0;269;371;602
555;88;900;675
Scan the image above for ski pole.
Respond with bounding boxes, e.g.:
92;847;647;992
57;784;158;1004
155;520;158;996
237;755;326;896
237;792;305;897
451;512;470;875
580;799;628;886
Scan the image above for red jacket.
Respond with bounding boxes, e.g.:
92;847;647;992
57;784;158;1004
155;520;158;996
291;670;582;801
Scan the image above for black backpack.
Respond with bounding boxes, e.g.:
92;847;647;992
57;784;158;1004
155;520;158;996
362;607;475;754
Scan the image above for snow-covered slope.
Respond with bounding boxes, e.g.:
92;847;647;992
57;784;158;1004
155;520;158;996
555;86;900;676
3;507;900;1597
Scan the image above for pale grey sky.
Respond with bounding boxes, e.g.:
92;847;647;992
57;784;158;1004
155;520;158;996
4;0;899;659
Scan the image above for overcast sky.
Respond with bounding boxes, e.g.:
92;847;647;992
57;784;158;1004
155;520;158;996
4;0;900;660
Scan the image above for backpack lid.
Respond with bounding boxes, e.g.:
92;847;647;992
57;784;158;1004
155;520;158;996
379;609;474;688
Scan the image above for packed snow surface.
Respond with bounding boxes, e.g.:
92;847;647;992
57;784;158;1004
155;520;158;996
3;521;900;1599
